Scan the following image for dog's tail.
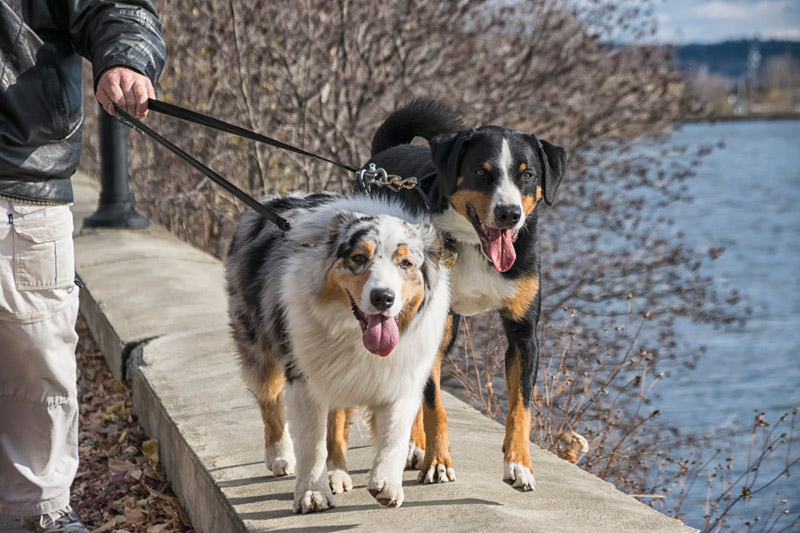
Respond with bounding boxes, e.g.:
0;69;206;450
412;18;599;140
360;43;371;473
371;98;465;156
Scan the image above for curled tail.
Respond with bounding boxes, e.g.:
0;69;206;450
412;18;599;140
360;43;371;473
371;98;465;156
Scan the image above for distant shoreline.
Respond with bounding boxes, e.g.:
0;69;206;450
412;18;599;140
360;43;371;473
683;112;800;124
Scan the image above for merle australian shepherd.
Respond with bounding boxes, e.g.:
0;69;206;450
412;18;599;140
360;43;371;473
329;99;567;492
225;193;450;512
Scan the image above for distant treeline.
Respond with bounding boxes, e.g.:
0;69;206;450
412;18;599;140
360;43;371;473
673;39;800;79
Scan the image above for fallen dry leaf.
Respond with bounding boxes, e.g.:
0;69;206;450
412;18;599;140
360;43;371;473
109;458;135;474
142;439;160;465
72;318;192;532
124;507;148;524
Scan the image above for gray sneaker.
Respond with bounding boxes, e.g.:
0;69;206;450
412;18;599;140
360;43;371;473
20;505;88;533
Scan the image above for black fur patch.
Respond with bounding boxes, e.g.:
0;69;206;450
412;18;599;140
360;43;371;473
423;376;437;409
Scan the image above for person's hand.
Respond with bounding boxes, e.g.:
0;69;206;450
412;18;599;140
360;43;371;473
96;67;155;119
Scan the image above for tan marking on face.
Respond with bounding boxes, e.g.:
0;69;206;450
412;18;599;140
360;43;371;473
394;245;410;261
397;284;423;333
450;189;494;225
502;276;540;321
483;161;492;172
502;353;532;470
257;356;287;447
394;245;420;278
358;240;376;261
421;356;453;471
519;162;527;172
326;408;355;471
521;187;543;216
318;257;371;309
520;195;537;216
457;176;464;187
317;258;348;306
394;244;425;332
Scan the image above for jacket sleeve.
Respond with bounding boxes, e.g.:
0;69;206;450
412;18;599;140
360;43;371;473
62;0;166;89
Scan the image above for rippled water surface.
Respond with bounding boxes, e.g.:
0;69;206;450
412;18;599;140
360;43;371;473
655;120;800;528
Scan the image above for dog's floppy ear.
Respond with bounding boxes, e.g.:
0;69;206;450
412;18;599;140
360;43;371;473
538;139;567;206
430;130;475;196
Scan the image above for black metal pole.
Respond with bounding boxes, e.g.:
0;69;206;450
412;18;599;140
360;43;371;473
83;106;149;228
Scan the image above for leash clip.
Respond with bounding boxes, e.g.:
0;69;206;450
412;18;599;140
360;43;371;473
356;163;388;193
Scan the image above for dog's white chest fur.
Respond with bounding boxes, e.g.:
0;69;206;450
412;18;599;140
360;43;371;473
448;243;518;316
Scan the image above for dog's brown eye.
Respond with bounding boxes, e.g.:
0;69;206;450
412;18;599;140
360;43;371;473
474;168;487;177
351;253;368;265
521;170;534;181
399;259;414;270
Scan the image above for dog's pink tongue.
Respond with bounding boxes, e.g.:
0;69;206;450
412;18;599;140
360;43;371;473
485;227;517;272
362;314;399;357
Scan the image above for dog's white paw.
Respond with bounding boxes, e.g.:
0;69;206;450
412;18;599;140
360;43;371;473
367;478;404;508
265;434;295;477
293;490;335;514
503;461;535;491
418;463;456;484
406;441;425;470
328;468;353;494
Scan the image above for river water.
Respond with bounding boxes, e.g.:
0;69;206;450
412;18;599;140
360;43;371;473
654;119;800;529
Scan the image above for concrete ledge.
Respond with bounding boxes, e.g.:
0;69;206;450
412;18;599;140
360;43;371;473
72;174;226;380
71;171;696;532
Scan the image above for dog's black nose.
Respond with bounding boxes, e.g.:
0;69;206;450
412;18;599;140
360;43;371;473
370;289;395;311
494;204;522;227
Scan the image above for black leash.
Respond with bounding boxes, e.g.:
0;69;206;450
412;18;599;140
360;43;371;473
112;103;292;231
146;99;362;174
112;99;436;231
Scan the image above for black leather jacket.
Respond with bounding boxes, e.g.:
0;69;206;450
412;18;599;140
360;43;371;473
0;0;166;204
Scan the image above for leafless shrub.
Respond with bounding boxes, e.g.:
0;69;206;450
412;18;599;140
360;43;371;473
443;307;799;532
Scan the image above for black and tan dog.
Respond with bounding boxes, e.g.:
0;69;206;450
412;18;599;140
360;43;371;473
328;99;566;491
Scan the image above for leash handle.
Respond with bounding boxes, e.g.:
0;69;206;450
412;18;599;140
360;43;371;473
112;104;291;231
146;99;361;174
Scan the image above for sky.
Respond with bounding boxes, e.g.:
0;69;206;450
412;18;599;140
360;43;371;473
652;0;800;43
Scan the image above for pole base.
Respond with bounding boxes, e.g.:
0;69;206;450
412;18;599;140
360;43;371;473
83;200;149;229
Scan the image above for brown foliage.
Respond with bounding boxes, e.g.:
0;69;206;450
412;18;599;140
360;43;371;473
73;320;192;532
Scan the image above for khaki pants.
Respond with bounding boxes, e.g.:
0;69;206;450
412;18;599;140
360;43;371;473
0;198;79;516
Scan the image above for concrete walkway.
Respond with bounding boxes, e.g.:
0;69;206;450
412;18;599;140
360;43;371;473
71;171;696;532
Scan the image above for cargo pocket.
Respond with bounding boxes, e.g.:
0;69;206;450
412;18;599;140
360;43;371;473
12;207;75;290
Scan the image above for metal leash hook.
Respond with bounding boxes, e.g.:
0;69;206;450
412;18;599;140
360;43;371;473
356;163;387;193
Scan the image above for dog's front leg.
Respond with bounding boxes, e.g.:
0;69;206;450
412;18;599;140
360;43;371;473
285;382;335;513
500;314;539;492
326;408;354;494
368;398;420;508
417;314;458;483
